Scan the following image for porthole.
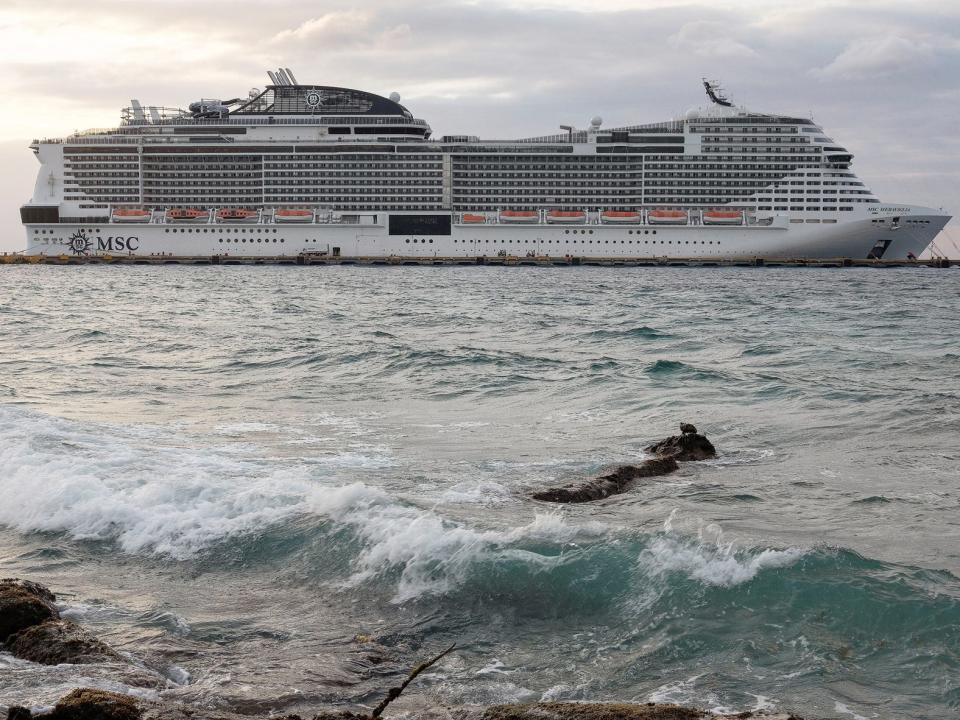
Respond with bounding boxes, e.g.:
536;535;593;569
405;239;410;243
429;239;433;243
280;239;284;243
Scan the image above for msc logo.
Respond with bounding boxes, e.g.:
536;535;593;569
63;232;140;255
67;230;92;255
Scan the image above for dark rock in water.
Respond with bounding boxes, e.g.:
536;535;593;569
7;620;120;665
680;422;697;435
7;707;33;720
40;689;141;720
645;432;716;461
0;578;60;642
532;456;679;503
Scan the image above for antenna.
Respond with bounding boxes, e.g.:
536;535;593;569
267;70;280;86
284;68;298;85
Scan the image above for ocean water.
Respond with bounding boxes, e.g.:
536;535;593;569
0;265;958;719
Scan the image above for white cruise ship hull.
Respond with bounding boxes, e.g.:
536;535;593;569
21;209;949;260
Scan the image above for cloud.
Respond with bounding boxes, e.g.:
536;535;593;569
272;11;411;49
668;21;758;59
813;34;935;79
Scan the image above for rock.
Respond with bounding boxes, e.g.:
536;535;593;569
680;423;697;435
41;689;141;720
7;619;120;665
0;578;60;642
645;432;715;461
7;707;33;720
532;457;679;503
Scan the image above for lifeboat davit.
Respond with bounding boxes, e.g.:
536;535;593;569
461;213;487;224
600;210;641;224
702;210;744;226
275;208;314;223
499;210;539;224
217;208;259;222
648;210;689;225
166;208;207;222
111;208;151;223
546;210;587;224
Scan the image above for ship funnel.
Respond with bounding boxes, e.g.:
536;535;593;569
267;70;280;86
277;68;291;86
130;99;145;122
284;67;299;85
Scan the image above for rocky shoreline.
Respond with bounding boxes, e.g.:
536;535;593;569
2;578;805;720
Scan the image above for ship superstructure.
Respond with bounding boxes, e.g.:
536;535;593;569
21;71;950;259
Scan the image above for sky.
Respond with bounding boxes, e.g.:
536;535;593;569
1;0;958;253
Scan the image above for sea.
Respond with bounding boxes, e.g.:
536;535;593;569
0;265;958;720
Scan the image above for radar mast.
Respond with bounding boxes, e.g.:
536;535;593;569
702;79;734;107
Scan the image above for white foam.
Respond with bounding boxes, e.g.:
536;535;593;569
834;701;872;720
0;406;345;559
640;515;804;587
308;483;606;602
438;481;511;505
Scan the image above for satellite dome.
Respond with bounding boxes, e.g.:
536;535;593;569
590;115;603;127
249;88;260;98
389;92;401;103
685;108;701;120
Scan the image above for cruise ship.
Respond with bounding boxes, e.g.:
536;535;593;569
20;69;950;260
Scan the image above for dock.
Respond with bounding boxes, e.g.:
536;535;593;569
0;254;954;268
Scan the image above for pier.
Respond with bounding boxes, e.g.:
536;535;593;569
0;254;954;268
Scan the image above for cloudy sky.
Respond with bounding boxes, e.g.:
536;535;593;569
1;0;958;252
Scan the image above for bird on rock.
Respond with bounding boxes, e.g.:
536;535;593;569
680;423;697;435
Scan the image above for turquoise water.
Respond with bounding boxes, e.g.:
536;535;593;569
0;266;958;718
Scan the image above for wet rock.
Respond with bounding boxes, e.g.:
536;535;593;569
7;707;33;720
7;619;120;665
532;457;679;503
39;689;141;720
645;432;716;461
0;579;60;642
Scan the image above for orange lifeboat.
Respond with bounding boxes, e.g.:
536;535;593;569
648;209;689;225
461;213;487;224
275;208;314;223
702;210;743;226
166;208;207;222
600;210;640;224
546;210;586;224
499;210;539;224
111;208;151;223
217;208;259;222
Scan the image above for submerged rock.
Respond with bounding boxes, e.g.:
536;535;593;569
7;619;120;665
644;432;716;461
0;579;60;642
531;457;679;503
